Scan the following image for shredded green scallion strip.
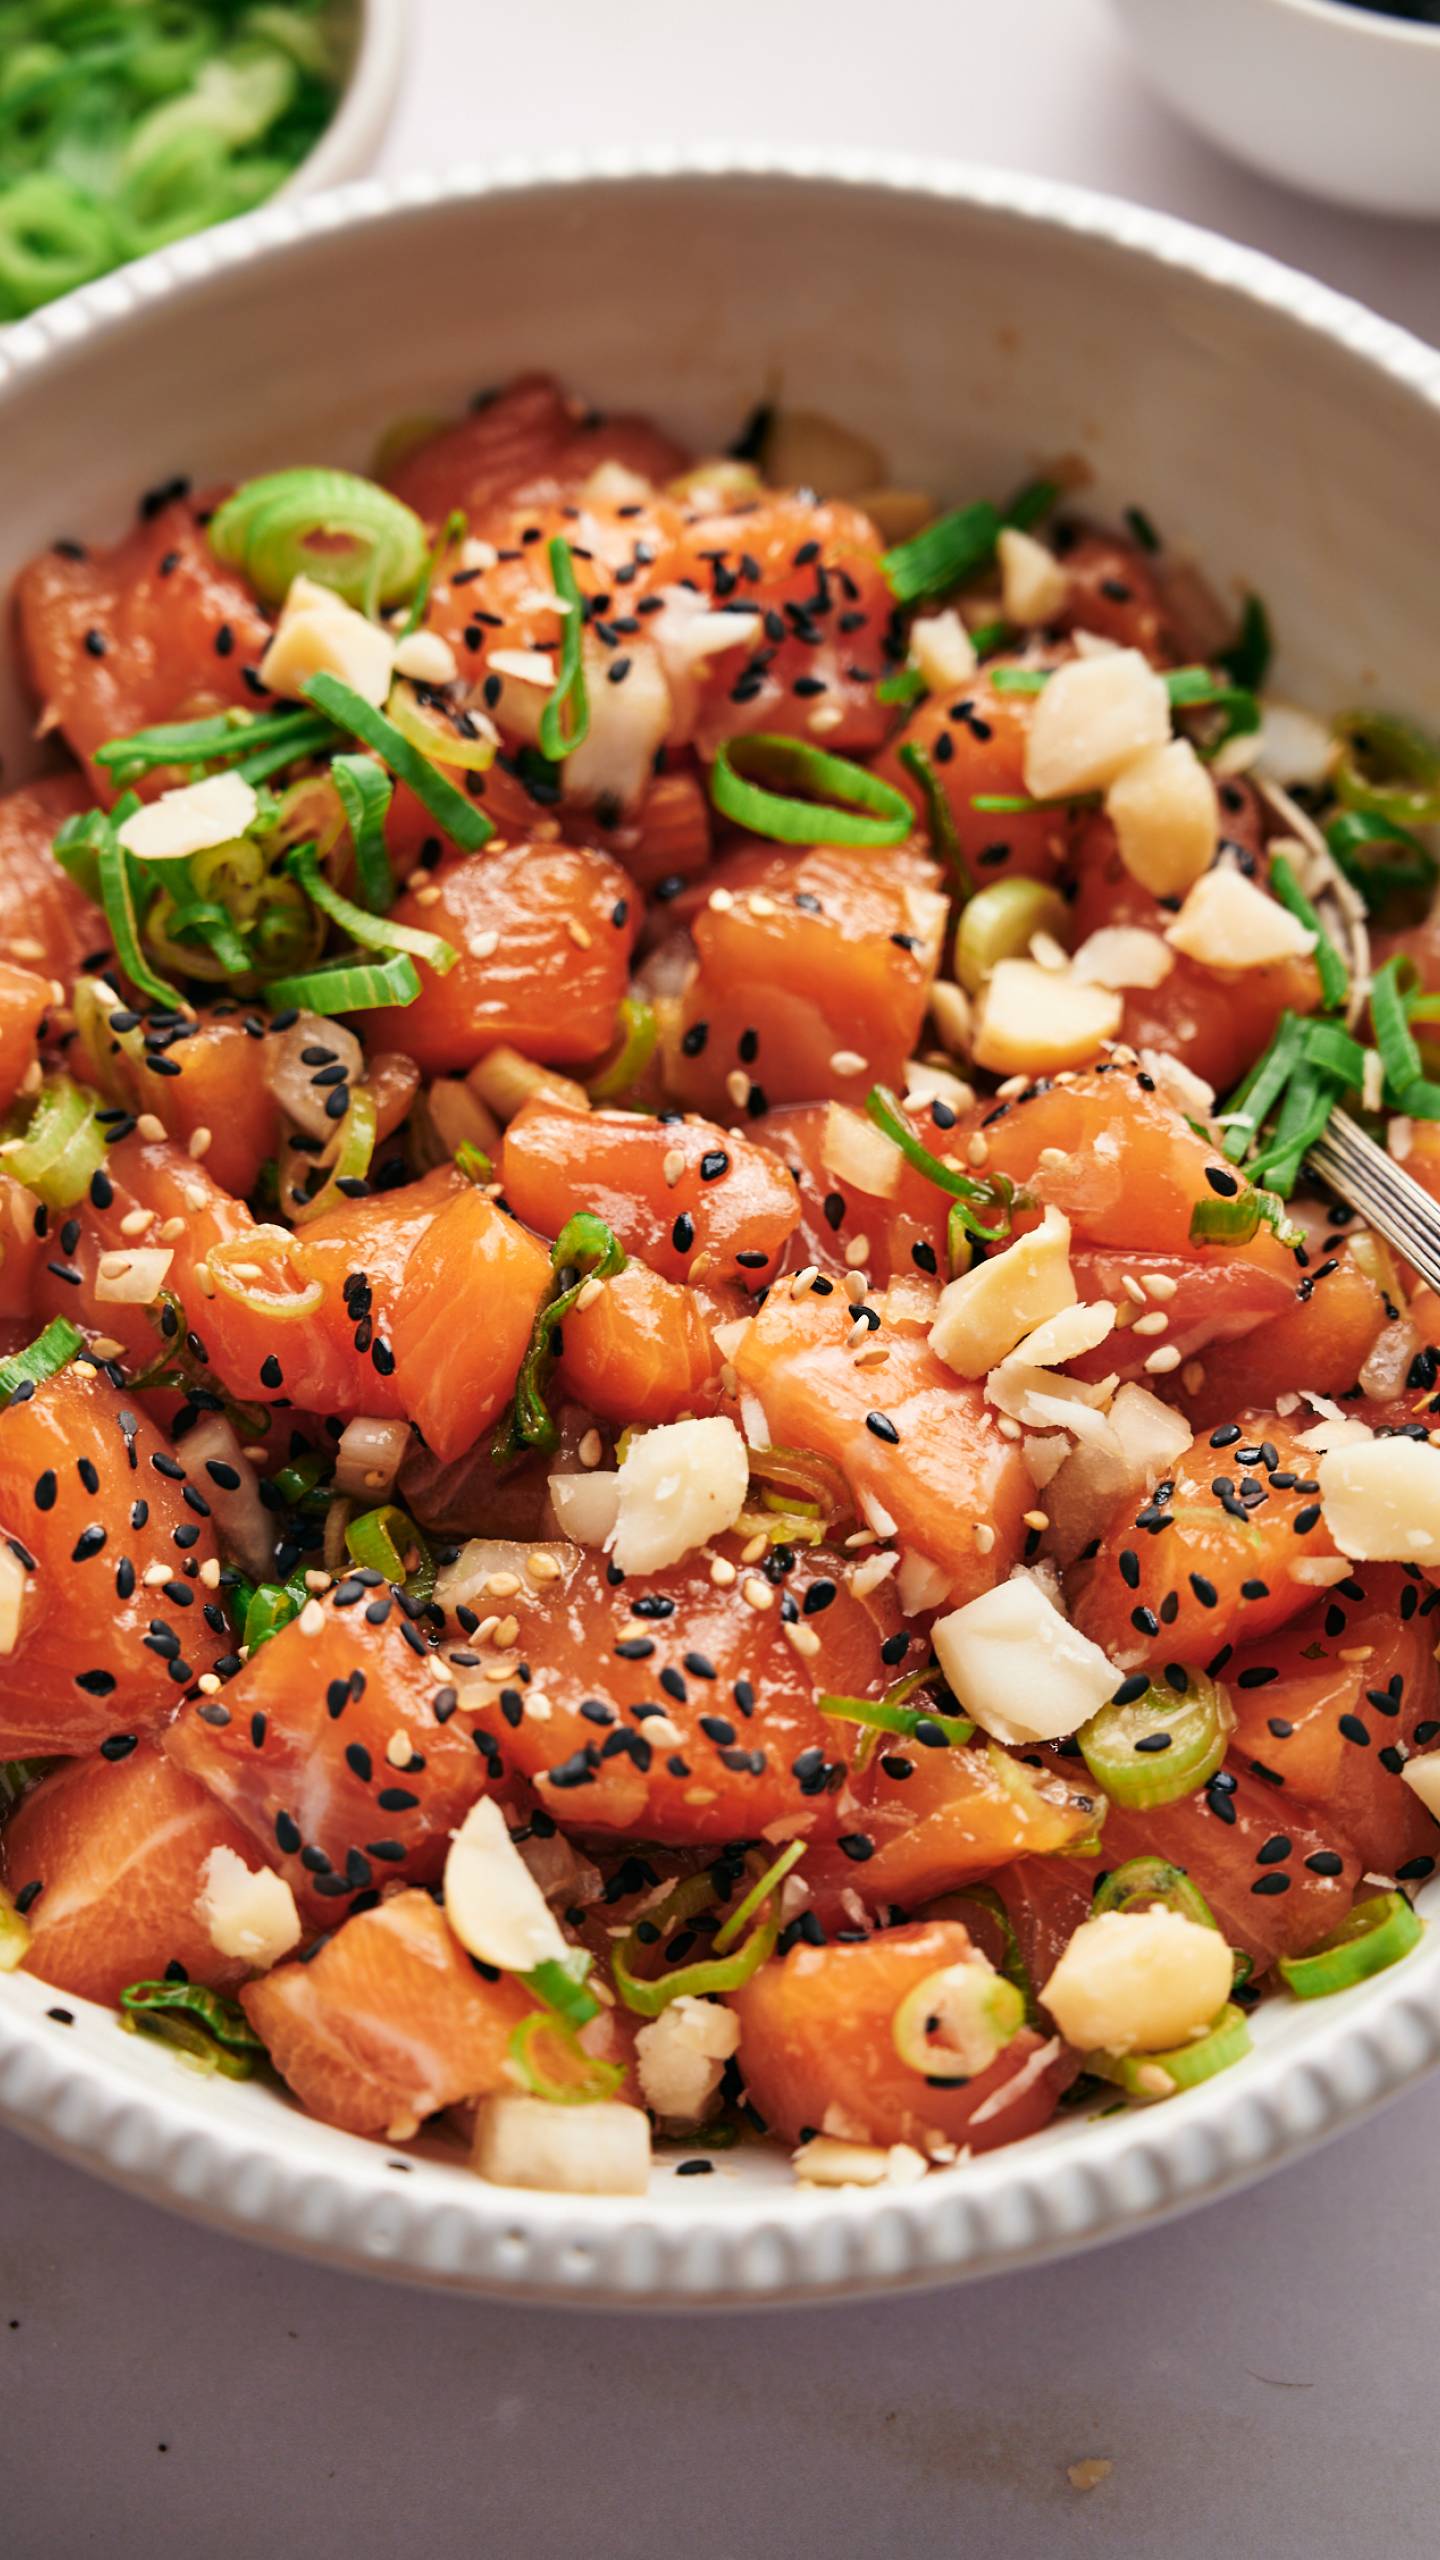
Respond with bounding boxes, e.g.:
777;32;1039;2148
0;1316;84;1402
261;950;422;1015
284;840;456;977
301;672;492;852
536;535;591;761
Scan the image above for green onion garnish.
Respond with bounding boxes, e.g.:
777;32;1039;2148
1266;853;1348;1011
536;535;591;762
1091;1858;1221;1931
209;467;427;613
525;1948;602;2032
233;714;339;789
1370;954;1423;1098
612;1857;788;2017
711;1840;808;1954
710;732;913;849
1087;2003;1251;2103
344;1503;434;1603
261;950;422;1016
505;2010;623;2106
987;659;1261;755
882;498;1002;610
119;1979;266;2080
586;995;658;1102
55;798;181;1007
284;841;456;978
0;1316;83;1402
1276;1890;1421;2000
897;741;973;900
929;1881;1039;2023
327;751;394;913
400;507;467;639
1218;592;1272;692
864;1084;1014;1239
301;673;492;854
819;1680;974;1753
1078;1670;1232;1812
0;1077;109;1210
1324;807;1438;914
1332;708;1440;831
95;704;328;790
966;617;1017;658
875;664;927;707
495;1211;627;1463
240;1573;311;1654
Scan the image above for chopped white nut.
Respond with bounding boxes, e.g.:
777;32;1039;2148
1042;1908;1232;2054
997;525;1068;626
932;1573;1123;1746
998;1298;1115;1373
1402;1756;1440;1822
635;1996;741;2122
260;573;394;707
610;1417;749;1576
1318;1435;1440;1565
820;1100;901;1198
910;608;976;692
392;628;459;686
930;1205;1076;1377
972;960;1123;1077
93;1246;174;1305
444;1797;568;1971
1023;648;1171;799
1069;925;1174;990
548;1471;621;1546
473;2093;651;2195
117;770;258;864
1166;866;1316;971
792;2137;929;2188
1105;737;1218;900
195;1845;301;1970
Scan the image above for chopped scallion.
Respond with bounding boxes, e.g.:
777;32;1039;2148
710;733;913;848
301;673;492;853
536;535;590;761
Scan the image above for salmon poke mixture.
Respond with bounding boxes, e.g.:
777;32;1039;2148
2;375;1440;2198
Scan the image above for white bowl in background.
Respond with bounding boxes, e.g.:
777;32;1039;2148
1108;0;1440;218
1;155;1440;2305
286;0;405;199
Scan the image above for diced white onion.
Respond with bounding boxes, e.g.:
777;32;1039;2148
266;1012;365;1142
94;1246;174;1305
444;1798;567;1972
176;1413;275;1580
334;1415;411;1501
472;2093;651;2195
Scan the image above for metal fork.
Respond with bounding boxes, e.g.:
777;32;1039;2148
1308;1109;1440;1297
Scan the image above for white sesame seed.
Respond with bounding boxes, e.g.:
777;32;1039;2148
974;1522;997;1553
1143;1344;1183;1375
298;1598;325;1635
119;1207;154;1237
303;1570;331;1592
708;886;735;913
484;1571;521;1597
528;1551;562;1581
159;1216;185;1241
663;1147;687;1188
1131;1310;1169;1337
968;1133;990;1168
469;928;500;960
849;1549;899;1598
829;1049;867;1078
136;1113;167;1142
187;1125;212;1160
198;1557;222;1589
385;1729;413;1768
843;1270;869;1305
1121;1274;1147;1306
578;1429;603;1468
1142;1272;1179;1301
784;1619;821;1658
566;918;593;950
709;1555;738;1587
844;1235;871;1269
789;1265;820;1299
725;1068;750;1110
1023;1509;1050;1531
742;1574;773;1611
196;1672;222;1696
740;1532;769;1565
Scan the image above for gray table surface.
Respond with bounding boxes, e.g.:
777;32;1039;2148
5;5;1440;2552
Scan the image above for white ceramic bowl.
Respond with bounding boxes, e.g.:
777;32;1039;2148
286;0;405;200
1108;0;1440;218
3;155;1440;2306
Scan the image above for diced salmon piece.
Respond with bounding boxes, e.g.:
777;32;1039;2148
754;1099;950;1288
557;1262;718;1426
0;1364;225;1756
989;1856;1096;1992
1069;1414;1342;1672
0;773;107;985
0;1173;43;1323
731;1920;1075;2150
576;766;712;896
387;1179;552;1461
467;1537;895;1848
1050;524;1180;661
165;1590;505;1924
978;1063;1302;1267
363;841;637;1075
78;1000;282;1200
670;843;945;1119
502;1099;800;1287
663;495;895;759
1226;1567;1440;1880
384;373;687;527
1094;1760;1363;1972
1180;1247;1388;1427
16;501;272;796
805;1740;1105;1915
242;1889;542;2140
734;1290;1031;1603
1066;806;1319;1094
875;668;1069;888
0;961;49;1108
1068;1247;1295;1384
0;1744;258;2004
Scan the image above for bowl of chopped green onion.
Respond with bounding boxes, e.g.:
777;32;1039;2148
0;1;403;321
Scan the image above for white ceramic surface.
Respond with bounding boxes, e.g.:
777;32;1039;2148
2;154;1440;2306
286;0;406;200
1108;0;1440;219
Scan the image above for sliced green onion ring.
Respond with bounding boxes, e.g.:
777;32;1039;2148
55;799;182;1008
0;1317;83;1402
1079;1671;1234;1812
331;751;395;913
496;1212;627;1462
301;672;493;854
1087;2003;1252;2103
385;680;497;778
1276;1890;1422;1999
876;664;927;708
506;2009;624;2105
586;996;658;1102
119;1978;265;2080
287;1084;378;1225
525;1948;601;2032
262;950;422;1016
953;876;1070;994
1371;955;1423;1100
897;740;973;900
344;1500;434;1603
612;1861;785;2018
880;478;1051;611
1324;807;1437;913
926;1883;1038;2024
820;1668;974;1756
209;466;427;612
1091;1857;1220;1932
891;1961;1025;2081
1332;709;1440;830
710;733;913;849
0;1076;108;1210
537;534;591;762
285;839;456;977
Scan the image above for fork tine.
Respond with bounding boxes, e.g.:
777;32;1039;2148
1307;1109;1440;1299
